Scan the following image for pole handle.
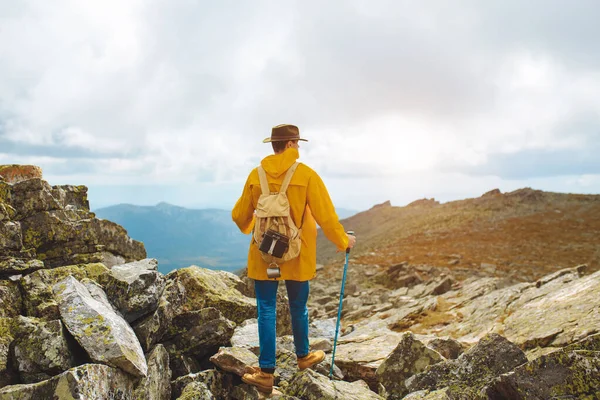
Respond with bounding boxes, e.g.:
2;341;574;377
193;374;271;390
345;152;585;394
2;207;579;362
346;230;355;254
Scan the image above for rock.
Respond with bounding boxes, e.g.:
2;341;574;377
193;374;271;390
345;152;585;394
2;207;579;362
20;209;145;268
0;363;135;399
426;337;464;360
0;165;43;184
0;280;22;317
427;276;453;296
376;332;444;399
167;266;256;324
52;276;148;377
81;278;121;315
231;318;260;353
132;278;183;352
169;354;202;378
176;381;214;399
11;316;77;383
171;369;235;399
163;307;235;352
0;258;44;276
484;349;600;399
98;258;166;322
0;318;18;388
286;369;384;399
406;334;527;394
0;222;22;254
402;388;452;399
480;263;497;274
332;328;404;389
309;318;336;340
132;344;171;400
21;262;109;320
209;346;258;377
502;268;600;349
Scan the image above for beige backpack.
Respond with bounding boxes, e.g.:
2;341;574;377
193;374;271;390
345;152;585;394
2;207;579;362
253;162;302;264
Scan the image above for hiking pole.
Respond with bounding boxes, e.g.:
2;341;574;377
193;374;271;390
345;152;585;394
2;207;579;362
329;230;354;379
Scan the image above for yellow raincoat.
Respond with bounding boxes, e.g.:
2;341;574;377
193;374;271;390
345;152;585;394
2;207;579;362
232;148;349;281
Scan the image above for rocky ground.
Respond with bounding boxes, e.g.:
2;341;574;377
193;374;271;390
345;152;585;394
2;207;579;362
1;165;599;399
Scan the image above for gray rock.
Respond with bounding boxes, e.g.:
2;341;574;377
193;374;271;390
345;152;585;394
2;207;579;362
426;337;464;360
132;344;171;400
52;276;148;377
21;263;109;320
484;349;600;399
0;258;44;276
376;332;444;399
166;266;255;324
309;318;336;340
231;318;260;353
406;334;527;393
0;364;135;400
169;354;202;379
99;258;166;322
209;346;258;377
176;381;214;399
11;316;76;383
0;221;22;252
132;278;183;352
0;280;21;318
286;369;383;399
0;317;17;388
171;369;235;399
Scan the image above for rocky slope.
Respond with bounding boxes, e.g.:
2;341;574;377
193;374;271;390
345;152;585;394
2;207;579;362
0;165;599;399
318;188;600;282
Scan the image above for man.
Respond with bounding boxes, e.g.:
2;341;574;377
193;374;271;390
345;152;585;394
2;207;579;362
232;124;356;394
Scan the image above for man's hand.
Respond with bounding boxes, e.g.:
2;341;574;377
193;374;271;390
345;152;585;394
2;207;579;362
346;233;356;249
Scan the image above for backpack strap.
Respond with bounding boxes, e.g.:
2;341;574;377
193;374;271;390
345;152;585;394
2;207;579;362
280;162;299;193
257;166;270;196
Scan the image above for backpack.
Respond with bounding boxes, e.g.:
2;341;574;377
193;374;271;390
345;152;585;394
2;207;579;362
253;162;302;264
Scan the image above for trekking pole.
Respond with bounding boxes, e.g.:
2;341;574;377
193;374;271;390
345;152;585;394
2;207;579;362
329;230;354;379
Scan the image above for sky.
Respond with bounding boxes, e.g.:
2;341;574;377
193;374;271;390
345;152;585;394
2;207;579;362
1;0;599;212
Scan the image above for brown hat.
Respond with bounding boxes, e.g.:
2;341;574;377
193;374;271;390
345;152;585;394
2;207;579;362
263;124;308;143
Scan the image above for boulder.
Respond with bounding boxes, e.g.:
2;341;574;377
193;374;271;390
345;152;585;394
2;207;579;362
0;363;135;399
485;344;600;399
21;262;109;320
176;381;214;399
0;258;44;276
166;266;255;324
52;276;148;377
20;210;145;268
11;316;77;383
0;280;22;317
426;337;464;360
133;294;175;352
169;354;202;379
0;221;22;253
286;369;384;399
0;318;17;388
209;346;258;377
98;258;166;322
132;344;171;400
0;165;43;185
171;369;235;399
162;308;235;363
406;334;527;394
376;332;444;399
231;318;260;353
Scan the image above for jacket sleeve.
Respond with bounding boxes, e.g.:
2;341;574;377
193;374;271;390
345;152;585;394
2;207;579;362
306;171;349;251
232;172;256;235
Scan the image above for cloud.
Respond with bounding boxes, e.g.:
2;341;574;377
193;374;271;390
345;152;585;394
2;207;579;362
1;0;599;208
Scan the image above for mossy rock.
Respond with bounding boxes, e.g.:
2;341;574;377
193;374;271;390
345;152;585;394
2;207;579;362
0;280;22;318
21;263;109;320
0;317;17;388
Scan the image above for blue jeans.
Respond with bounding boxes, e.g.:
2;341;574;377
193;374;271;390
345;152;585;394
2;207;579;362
254;280;310;370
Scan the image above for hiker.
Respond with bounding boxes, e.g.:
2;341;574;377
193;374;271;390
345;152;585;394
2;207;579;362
232;124;356;394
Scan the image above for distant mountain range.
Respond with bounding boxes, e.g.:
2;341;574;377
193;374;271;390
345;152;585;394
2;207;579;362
94;202;358;274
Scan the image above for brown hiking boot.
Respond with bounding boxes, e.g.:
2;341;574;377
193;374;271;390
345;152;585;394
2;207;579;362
297;350;326;370
242;368;274;394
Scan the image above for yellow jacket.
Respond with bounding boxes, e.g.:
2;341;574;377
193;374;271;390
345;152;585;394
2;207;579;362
232;148;349;281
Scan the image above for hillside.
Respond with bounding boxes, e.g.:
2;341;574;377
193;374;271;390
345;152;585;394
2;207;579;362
317;188;600;281
94;202;251;274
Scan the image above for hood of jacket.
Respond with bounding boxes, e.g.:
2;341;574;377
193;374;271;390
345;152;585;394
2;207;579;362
260;148;299;178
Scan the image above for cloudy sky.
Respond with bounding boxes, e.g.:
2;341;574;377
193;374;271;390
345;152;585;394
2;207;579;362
1;0;599;211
